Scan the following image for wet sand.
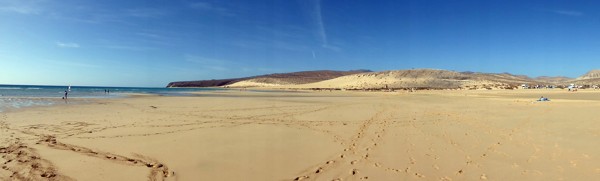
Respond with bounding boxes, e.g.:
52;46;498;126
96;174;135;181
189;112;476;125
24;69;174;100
1;89;599;180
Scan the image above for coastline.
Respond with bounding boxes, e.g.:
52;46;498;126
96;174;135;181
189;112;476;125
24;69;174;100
0;85;225;113
1;90;599;180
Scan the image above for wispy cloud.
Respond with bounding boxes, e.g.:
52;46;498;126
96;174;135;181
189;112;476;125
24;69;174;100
126;8;167;18
136;32;161;39
189;2;235;16
241;67;281;73
49;9;131;25
0;6;40;14
0;0;46;15
184;54;231;71
551;10;583;16
105;45;155;51
185;54;229;64
45;60;102;68
56;42;80;48
310;0;341;51
230;39;311;52
322;44;341;51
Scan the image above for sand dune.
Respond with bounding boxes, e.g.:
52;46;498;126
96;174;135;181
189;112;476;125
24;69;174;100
226;78;283;87
289;69;519;90
169;69;600;90
231;69;562;90
168;70;370;88
1;90;599;180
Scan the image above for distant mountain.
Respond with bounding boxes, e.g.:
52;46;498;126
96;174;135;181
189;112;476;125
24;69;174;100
534;76;573;84
576;70;600;80
568;70;600;85
294;69;537;90
166;70;371;88
167;69;600;89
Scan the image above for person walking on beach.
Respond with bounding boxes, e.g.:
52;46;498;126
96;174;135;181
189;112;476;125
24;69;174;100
63;90;68;99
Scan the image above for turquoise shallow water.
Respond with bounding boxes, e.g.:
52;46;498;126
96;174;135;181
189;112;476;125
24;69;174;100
0;85;221;112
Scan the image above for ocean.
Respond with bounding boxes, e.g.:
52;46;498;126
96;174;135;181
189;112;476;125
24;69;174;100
0;85;221;112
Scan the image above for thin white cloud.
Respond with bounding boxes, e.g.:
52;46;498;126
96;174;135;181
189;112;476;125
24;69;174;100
241;67;281;73
189;2;235;16
56;42;80;48
126;8;167;18
184;54;232;71
0;6;40;14
0;0;45;15
310;0;341;51
185;54;230;64
45;60;102;68
105;45;155;51
322;44;341;51
230;39;310;52
552;10;583;16
136;32;161;39
205;65;228;71
314;0;327;44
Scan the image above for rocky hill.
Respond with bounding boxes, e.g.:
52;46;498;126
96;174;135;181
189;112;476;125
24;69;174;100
566;70;600;85
166;70;371;88
576;70;600;80
167;68;600;90
534;76;574;84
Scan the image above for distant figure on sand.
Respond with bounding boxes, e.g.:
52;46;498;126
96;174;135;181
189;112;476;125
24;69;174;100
63;90;68;99
538;96;549;101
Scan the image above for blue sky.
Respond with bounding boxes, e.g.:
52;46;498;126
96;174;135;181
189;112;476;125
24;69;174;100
1;0;599;87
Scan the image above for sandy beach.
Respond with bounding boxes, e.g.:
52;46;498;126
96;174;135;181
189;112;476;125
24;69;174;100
1;89;599;180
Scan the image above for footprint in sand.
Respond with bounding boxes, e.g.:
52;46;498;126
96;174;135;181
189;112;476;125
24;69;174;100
480;174;488;180
409;157;416;164
351;169;359;175
294;176;309;180
315;167;323;173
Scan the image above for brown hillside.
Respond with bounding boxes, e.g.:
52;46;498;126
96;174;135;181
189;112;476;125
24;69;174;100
295;69;543;90
166;70;370;87
534;76;574;84
576;70;600;80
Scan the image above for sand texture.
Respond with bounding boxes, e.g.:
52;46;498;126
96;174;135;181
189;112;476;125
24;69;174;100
1;90;599;180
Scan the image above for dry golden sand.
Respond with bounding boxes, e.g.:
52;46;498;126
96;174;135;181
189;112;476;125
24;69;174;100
1;89;599;180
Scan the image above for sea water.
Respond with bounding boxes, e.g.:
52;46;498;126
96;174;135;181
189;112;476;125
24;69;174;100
0;85;221;112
